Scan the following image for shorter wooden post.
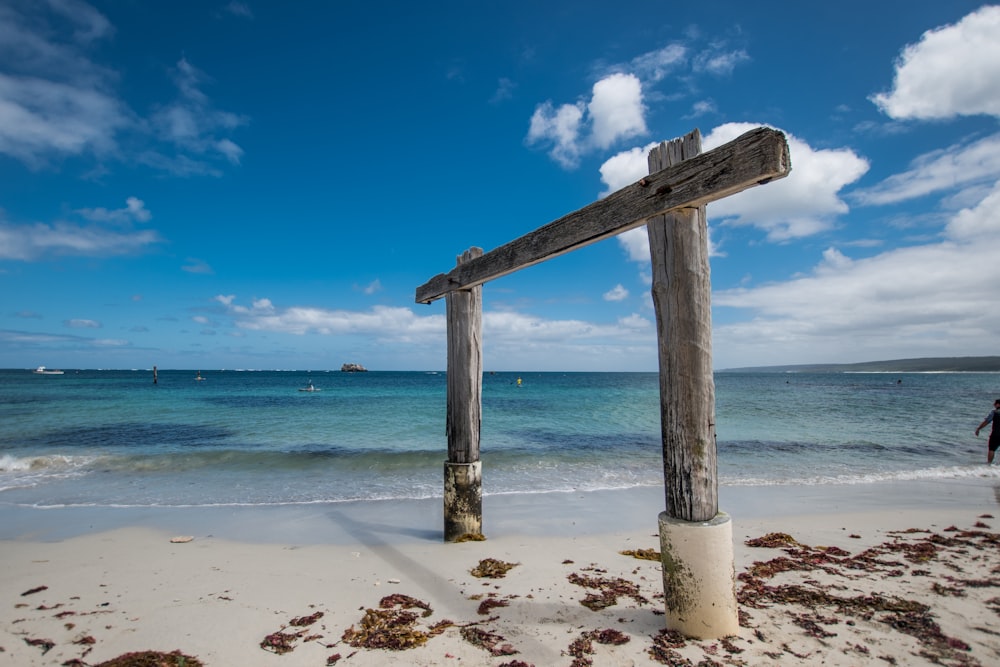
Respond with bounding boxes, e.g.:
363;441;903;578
443;247;484;541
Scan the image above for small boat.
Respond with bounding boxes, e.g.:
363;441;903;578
195;371;206;381
298;381;321;392
33;366;64;375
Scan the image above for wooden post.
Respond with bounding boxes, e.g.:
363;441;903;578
647;130;718;521
648;130;737;638
443;247;484;541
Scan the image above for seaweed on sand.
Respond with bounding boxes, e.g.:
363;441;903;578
567;628;631;667
94;650;204;666
260;608;327;654
460;626;517;656
470;558;518;578
342;594;449;650
739;523;997;665
567;571;649;611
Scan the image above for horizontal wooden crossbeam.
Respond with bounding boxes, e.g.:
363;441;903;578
415;127;790;304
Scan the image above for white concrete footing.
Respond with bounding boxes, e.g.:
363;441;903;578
658;510;739;639
443;461;482;541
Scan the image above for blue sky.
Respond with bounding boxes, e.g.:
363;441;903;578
2;1;998;371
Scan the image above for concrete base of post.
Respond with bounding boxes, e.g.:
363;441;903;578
443;461;482;541
658;511;739;639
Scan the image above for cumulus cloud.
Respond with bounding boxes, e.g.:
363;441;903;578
702;123;869;241
712;180;1000;366
597;122;866;264
603;284;629;301
527;37;749;169
526;100;585;168
872;5;1000;120
588;73;647;149
527;73;645;168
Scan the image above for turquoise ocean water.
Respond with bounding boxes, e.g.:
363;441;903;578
1;369;998;509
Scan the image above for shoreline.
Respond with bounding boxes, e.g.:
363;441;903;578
3;476;997;544
3;478;1000;665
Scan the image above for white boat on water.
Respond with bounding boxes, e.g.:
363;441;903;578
33;366;64;375
298;381;321;392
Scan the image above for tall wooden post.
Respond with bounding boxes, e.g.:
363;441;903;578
648;130;738;638
648;130;717;521
443;247;484;541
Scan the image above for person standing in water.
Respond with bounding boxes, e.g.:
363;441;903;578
974;398;1000;464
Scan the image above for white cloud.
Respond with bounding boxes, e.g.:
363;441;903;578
211;296;658;370
693;47;750;76
872;5;1000;120
687;99;717;118
490;77;516;104
526;100;584;168
527;72;646;168
603;284;629;301
182;258;214;274
218;297;444;341
588;73;646;149
65;319;101;329
853;132;1000;206
0;215;161;261
598;122;867;265
703;123;869;241
224;2;254;19
0;73;128;167
527;36;749;169
0;4;247;173
712;180;1000;367
151;58;249;164
629;44;687;82
77;197;152;224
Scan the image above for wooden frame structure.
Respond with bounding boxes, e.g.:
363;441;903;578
416;126;791;632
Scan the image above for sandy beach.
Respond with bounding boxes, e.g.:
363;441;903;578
2;478;999;666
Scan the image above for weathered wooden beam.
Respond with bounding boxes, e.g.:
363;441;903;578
416;127;790;304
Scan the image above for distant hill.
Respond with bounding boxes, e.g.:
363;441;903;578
720;356;1000;373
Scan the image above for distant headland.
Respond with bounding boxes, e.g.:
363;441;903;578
720;356;1000;373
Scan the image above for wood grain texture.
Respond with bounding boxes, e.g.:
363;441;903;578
445;247;483;464
647;130;718;522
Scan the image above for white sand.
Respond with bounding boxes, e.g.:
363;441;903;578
2;478;999;666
